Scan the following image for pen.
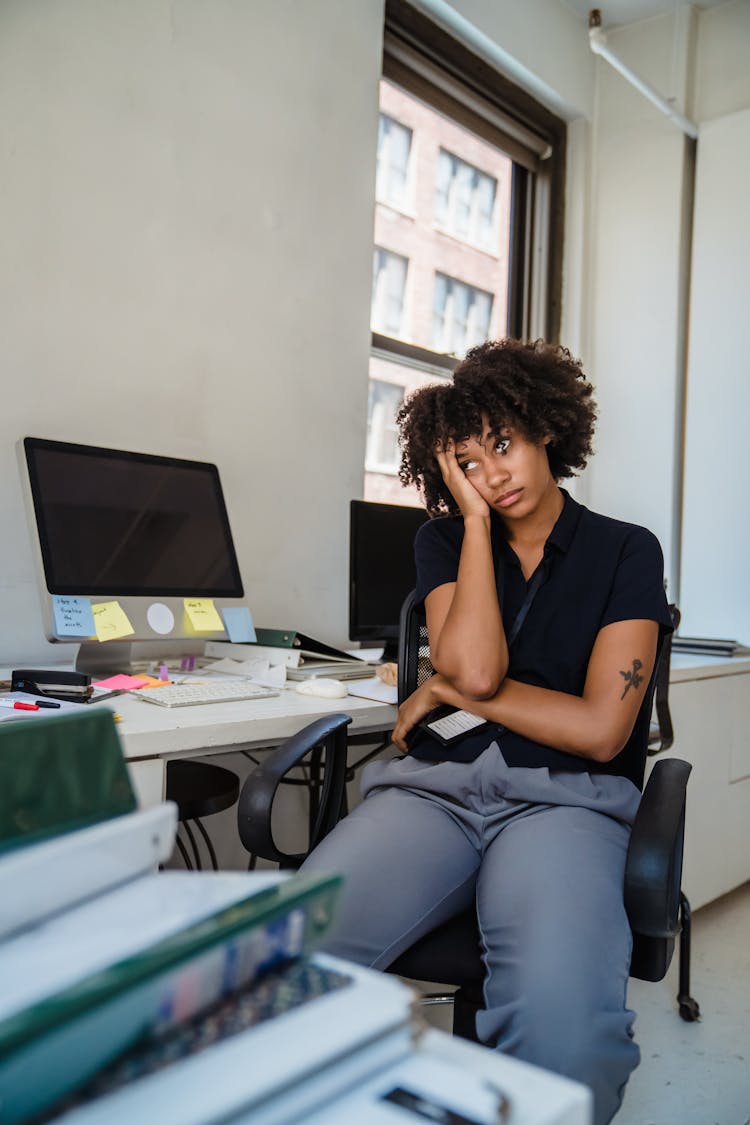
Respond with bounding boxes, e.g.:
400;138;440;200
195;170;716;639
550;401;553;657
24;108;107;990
34;699;62;709
0;700;40;711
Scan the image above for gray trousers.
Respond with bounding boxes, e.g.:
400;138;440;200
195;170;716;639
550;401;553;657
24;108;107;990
300;742;642;1125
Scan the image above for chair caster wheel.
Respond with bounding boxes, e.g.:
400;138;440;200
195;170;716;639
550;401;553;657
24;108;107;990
678;997;700;1022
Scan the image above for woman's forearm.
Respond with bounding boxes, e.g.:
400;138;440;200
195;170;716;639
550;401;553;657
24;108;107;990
431;515;508;697
434;676;620;762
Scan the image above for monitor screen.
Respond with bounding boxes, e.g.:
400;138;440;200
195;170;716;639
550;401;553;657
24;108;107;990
23;438;243;597
19;437;249;670
349;499;428;656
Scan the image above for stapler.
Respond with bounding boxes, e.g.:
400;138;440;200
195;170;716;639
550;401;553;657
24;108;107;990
11;669;92;704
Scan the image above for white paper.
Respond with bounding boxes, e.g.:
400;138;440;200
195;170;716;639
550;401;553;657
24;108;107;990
0;691;91;722
346;677;398;705
204;657;287;687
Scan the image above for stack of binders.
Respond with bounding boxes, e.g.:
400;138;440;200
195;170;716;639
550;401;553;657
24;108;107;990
0;710;341;1124
0;711;592;1125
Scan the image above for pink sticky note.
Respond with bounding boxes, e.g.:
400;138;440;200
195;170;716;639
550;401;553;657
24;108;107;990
93;674;152;691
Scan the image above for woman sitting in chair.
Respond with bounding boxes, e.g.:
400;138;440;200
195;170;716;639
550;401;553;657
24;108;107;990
301;338;672;1125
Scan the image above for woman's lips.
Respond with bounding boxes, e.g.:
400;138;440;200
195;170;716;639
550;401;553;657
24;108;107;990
496;488;523;508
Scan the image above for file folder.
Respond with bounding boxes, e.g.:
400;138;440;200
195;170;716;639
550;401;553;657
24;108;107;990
252;629;368;663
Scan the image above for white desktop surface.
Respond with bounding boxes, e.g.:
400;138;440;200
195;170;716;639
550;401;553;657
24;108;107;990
109;686;397;763
670;651;750;682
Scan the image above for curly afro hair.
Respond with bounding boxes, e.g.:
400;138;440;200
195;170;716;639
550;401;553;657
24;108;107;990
397;338;597;515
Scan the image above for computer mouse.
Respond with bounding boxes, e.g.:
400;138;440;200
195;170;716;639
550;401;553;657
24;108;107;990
295;678;348;699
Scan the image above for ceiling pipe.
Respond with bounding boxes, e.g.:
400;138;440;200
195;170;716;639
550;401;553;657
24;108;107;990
588;9;698;139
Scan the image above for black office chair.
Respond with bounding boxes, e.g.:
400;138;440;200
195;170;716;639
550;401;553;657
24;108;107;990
390;592;699;1031
166;759;240;870
236;596;700;1035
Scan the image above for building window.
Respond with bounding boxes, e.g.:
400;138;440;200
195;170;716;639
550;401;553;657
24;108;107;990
371;248;408;337
364;4;566;505
435;149;497;250
376;114;413;211
365;380;404;475
433;273;493;355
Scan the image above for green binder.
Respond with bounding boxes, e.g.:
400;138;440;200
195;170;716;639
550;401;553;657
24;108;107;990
0;710;136;855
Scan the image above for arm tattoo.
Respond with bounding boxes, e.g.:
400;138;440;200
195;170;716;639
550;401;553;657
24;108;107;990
619;658;644;699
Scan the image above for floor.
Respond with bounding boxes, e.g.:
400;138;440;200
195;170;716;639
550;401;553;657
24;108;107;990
419;881;750;1125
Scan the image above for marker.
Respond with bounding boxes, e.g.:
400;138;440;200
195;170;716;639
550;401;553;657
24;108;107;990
0;700;39;711
34;699;62;709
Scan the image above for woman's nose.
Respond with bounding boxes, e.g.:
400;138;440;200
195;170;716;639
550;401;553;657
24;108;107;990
485;453;510;485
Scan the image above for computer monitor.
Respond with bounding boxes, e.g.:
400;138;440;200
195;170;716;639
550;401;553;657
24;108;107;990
349;499;429;662
18;437;248;673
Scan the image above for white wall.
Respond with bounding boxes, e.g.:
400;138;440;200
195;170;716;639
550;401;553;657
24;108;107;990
679;105;750;639
2;0;749;664
582;11;696;592
0;0;384;663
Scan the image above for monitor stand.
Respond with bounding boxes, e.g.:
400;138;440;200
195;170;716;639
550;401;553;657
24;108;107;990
380;639;399;664
75;639;205;677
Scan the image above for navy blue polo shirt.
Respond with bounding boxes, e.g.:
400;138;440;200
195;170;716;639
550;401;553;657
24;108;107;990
409;490;673;789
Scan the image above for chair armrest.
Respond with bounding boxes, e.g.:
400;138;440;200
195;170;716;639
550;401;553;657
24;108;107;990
624;757;691;938
237;713;351;868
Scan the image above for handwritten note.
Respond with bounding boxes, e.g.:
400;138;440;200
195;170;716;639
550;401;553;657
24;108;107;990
184;598;224;632
92;602;135;642
53;596;96;638
220;606;257;643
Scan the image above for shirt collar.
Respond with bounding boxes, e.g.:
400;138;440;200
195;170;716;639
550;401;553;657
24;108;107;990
493;487;583;556
546;488;583;554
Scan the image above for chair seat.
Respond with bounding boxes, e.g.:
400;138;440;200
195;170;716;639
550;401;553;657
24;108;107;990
166;760;239;821
389;910;483;987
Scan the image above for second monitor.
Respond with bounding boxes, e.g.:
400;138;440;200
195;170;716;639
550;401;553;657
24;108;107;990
349;499;429;663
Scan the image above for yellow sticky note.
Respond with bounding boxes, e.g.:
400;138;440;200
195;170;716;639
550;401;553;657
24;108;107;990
92;601;135;642
184;597;224;632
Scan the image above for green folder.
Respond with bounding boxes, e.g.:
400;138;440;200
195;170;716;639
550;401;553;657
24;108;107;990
0;709;136;855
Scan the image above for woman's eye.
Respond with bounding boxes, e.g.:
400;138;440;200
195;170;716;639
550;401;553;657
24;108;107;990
460;459;479;473
496;438;510;455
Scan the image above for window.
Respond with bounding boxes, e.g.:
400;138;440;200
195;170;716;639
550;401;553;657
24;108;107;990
365;380;404;475
371;248;408;337
364;3;566;504
376;114;413;210
435;149;497;250
433;273;493;355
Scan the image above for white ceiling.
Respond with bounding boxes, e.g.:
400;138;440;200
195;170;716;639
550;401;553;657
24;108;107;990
560;0;728;29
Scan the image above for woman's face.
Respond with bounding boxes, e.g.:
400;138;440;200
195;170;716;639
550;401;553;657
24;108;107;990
453;419;555;521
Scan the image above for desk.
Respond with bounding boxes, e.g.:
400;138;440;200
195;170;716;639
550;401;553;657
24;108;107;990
649;652;750;909
104;687;397;809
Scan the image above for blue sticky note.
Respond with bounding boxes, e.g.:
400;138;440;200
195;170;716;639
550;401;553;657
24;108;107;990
53;595;96;637
221;606;257;644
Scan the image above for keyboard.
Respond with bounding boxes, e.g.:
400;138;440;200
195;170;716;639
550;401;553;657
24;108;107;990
136;680;280;707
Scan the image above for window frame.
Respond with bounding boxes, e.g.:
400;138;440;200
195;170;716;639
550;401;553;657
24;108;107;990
380;0;565;345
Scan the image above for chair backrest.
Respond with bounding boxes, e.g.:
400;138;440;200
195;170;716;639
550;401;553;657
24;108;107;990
397;589;432;704
648;603;680;755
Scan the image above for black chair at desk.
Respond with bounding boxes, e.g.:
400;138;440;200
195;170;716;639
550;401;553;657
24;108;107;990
166;760;239;870
235;595;700;1036
389;593;699;1033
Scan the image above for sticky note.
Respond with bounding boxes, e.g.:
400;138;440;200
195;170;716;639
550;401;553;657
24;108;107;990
92;601;135;642
221;606;257;643
184;598;224;632
53;596;96;638
93;674;151;690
